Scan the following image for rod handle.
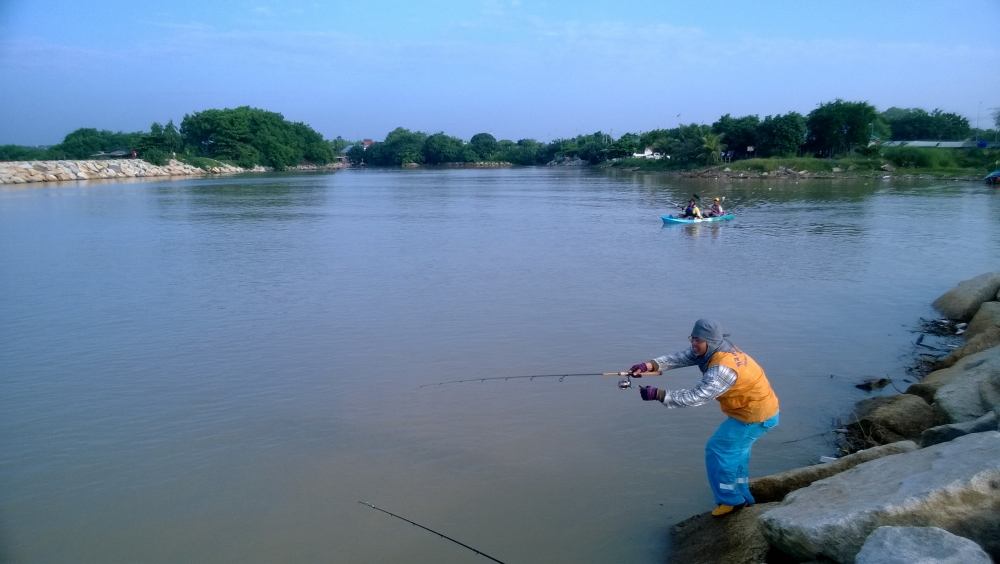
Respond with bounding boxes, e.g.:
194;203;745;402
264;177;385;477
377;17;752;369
602;371;662;377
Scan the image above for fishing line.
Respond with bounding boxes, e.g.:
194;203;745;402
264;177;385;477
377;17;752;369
418;371;660;389
358;501;506;564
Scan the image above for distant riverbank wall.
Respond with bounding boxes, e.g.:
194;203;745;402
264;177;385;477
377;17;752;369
0;159;345;185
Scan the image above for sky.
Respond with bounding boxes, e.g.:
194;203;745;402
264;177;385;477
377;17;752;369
1;0;999;146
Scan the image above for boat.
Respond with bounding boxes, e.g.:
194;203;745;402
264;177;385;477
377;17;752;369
985;169;1000;185
661;213;735;224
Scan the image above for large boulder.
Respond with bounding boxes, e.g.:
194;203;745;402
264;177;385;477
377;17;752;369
981;372;1000;414
934;347;1000;423
910;346;1000;406
749;441;917;503
932;272;1000;321
934;326;1000;368
921;411;999;446
844;394;935;449
760;431;1000;563
966;302;1000;339
669;503;776;564
855;526;991;564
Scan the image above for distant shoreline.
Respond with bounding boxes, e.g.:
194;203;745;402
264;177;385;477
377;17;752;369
1;157;987;187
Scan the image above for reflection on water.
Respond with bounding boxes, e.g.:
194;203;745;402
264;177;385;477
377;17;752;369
1;169;998;563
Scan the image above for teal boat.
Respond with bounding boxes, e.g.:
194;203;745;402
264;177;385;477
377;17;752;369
662;213;735;224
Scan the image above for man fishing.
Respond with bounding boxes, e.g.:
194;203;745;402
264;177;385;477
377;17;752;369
627;319;779;517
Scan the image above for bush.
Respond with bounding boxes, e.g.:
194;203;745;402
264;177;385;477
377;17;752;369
882;147;958;169
0;145;53;161
140;148;169;166
178;155;228;170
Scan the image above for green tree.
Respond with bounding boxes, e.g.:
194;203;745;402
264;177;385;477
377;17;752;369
53;128;143;159
179;106;331;169
608;133;640;159
371;127;427;166
881;107;968;140
0;145;52;161
712;114;759;159
328;136;351;155
700;132;724;165
422;132;467;164
639;129;673;154
805;99;881;156
756;112;807;157
469;133;498;160
345;143;367;165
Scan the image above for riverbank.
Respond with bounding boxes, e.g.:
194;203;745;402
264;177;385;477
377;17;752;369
670;272;1000;563
0;159;346;185
602;155;994;182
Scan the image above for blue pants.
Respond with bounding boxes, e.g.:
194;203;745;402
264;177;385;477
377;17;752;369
705;412;779;506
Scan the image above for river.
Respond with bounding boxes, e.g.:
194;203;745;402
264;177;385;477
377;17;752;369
1;168;998;563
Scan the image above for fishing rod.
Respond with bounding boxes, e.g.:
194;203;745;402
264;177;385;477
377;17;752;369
358;501;507;564
418;371;662;389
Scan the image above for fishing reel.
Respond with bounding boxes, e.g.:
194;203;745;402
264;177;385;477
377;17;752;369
616;371;636;390
615;370;660;390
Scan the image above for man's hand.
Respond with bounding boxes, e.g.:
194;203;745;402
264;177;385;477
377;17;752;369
639;386;666;402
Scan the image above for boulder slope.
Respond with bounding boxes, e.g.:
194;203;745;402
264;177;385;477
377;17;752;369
855;526;991;564
760;431;1000;563
932;272;1000;321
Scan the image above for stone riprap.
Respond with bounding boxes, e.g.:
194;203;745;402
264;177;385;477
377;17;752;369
932;272;1000;321
760;431;1000;563
0;159;247;184
933;347;1000;423
749;441;918;503
855;526;992;564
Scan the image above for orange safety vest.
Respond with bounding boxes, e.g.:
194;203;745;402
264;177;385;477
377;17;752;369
708;348;779;423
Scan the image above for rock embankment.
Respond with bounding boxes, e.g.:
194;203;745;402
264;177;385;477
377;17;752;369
0;159;347;185
0;159;248;184
670;271;1000;563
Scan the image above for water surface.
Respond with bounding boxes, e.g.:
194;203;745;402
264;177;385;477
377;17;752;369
1;168;998;562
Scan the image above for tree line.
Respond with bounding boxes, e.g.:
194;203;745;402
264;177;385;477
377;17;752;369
2;101;997;169
348;100;995;168
0;107;338;170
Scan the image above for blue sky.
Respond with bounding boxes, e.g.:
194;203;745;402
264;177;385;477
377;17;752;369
2;0;998;145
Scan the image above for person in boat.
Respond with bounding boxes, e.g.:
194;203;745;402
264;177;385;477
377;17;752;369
627;319;780;517
681;198;702;219
707;197;724;217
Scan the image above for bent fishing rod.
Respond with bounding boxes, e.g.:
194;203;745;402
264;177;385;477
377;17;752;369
418;370;662;389
358;501;506;564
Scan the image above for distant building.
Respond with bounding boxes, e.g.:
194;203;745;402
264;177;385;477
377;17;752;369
631;147;663;160
89;149;131;159
880;140;974;149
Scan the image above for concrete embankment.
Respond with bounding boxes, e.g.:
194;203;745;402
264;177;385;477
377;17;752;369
670;271;1000;563
0;159;346;185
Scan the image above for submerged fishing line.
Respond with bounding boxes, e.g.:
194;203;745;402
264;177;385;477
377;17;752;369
358;501;506;563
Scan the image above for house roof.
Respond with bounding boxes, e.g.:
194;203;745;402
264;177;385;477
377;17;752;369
881;140;972;148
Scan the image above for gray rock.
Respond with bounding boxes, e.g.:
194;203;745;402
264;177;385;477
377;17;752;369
750;441;917;502
845;394;935;448
932;272;1000;321
935;347;1000;423
966;302;1000;340
921;411;998;446
982;372;1000;415
934;326;1000;368
760;431;1000;563
855;526;991;564
670;502;776;564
